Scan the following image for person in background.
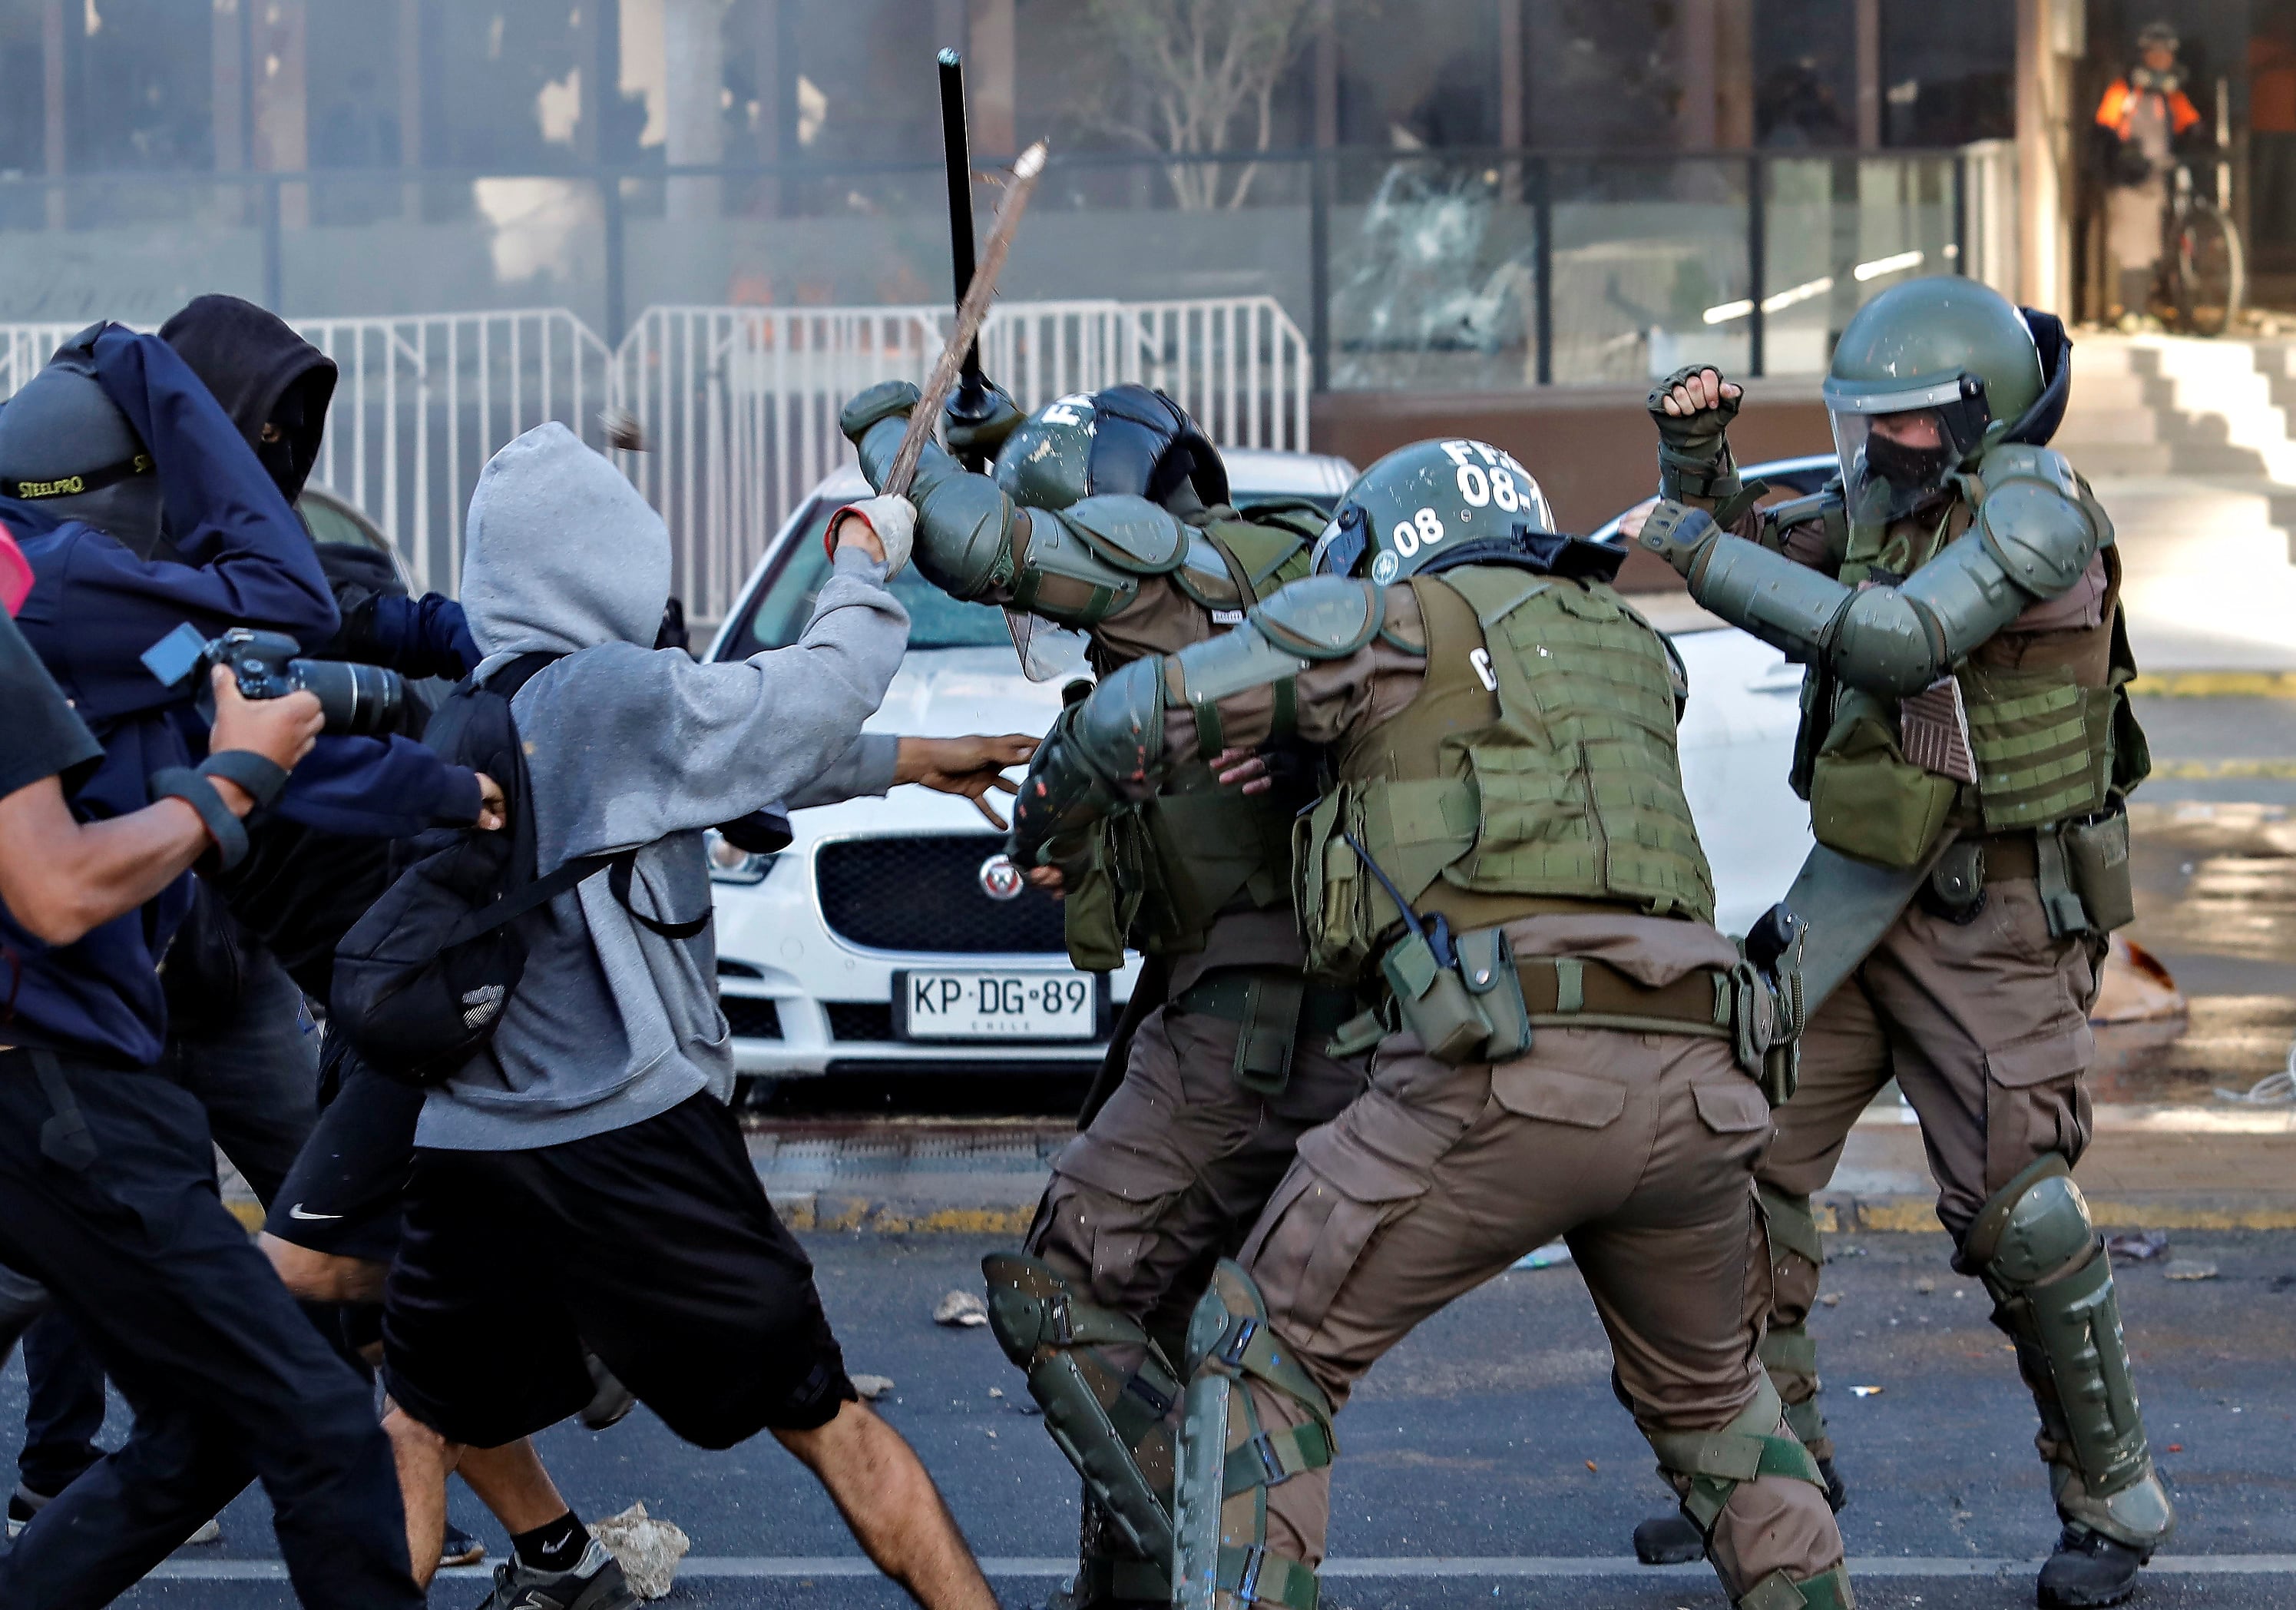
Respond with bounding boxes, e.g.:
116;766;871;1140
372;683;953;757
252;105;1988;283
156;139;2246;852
2094;21;2207;324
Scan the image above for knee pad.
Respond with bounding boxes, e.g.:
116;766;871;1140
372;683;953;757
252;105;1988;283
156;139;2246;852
984;1253;1179;1570
1174;1261;1331;1610
1963;1155;2094;1290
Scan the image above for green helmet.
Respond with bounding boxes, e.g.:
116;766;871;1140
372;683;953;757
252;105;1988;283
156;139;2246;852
991;383;1228;514
1824;278;2047;522
1311;438;1555;585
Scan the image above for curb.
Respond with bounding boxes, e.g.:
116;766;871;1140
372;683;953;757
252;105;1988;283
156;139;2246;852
2130;671;2296;698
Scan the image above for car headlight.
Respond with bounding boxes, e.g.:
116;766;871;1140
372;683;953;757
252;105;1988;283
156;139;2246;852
705;829;775;885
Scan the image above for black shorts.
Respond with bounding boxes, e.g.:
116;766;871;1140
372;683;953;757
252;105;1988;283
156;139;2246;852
381;1092;855;1451
264;1052;422;1265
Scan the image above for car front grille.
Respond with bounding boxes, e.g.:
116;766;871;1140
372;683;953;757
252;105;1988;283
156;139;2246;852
722;997;782;1039
815;835;1067;954
825;1002;895;1042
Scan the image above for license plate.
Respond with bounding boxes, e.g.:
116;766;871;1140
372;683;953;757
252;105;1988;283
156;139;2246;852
895;970;1099;1041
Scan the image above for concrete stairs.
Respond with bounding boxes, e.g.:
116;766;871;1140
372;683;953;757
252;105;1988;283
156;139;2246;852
2063;334;2296;489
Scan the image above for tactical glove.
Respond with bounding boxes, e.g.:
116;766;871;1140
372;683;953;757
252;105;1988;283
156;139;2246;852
1636;499;1721;578
1647;364;1742;502
944;379;1025;462
840;379;921;446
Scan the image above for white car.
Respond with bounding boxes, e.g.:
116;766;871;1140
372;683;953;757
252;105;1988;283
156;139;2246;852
702;453;1826;1092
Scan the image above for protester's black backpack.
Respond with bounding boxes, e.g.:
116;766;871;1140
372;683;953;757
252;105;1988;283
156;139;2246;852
329;652;714;1086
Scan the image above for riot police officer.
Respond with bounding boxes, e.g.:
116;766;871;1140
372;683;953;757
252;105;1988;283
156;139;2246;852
839;379;1371;1610
1004;440;1851;1610
1633;276;2169;1609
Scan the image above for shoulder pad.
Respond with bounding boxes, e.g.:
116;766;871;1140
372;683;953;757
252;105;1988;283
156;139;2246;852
1057;494;1188;574
1976;442;2081;501
1972;456;2099;598
1248;574;1385;658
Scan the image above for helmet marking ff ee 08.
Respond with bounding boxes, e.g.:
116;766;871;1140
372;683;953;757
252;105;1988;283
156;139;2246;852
991;383;1229;514
1822;277;2051;524
1310;438;1556;584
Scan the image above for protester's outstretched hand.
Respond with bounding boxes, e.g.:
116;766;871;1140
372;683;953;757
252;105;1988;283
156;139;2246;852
895;734;1040;829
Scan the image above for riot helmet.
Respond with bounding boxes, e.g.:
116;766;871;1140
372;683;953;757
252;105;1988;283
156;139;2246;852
0;326;164;555
1311;438;1555;584
993;383;1229;515
1823;278;2046;525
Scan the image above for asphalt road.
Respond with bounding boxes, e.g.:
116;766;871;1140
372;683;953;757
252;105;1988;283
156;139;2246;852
10;1227;2295;1610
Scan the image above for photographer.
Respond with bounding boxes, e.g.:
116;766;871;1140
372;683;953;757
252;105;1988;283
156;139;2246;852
375;423;1003;1610
0;523;422;1608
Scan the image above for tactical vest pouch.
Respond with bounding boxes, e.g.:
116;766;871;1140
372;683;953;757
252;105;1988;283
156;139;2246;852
1295;790;1374;982
1229;972;1304;1095
1378;931;1492;1065
1059;820;1136;973
1958;664;2112;831
2063;809;2136;933
1455;926;1532;1062
1807;693;1957;869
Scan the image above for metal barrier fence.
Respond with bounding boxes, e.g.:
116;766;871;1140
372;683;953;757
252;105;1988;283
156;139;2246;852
615;296;1309;617
0;294;1309;618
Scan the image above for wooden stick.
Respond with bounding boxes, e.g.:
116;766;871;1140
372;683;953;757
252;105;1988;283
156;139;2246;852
883;139;1049;499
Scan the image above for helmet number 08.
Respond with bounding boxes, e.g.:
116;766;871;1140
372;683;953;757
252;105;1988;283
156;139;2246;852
1454;464;1523;512
1391;506;1445;556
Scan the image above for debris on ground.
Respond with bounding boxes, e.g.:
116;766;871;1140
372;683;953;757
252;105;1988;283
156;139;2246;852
2090;934;2186;1022
1850;1386;1884;1397
1583;1459;1597;1473
988;1386;1004;1398
1512;1241;1573;1270
850;1374;895;1400
935;1290;990;1327
2106;1231;2171;1261
1914;1277;1935;1294
1819;1293;1843;1307
590;1502;690;1600
2162;1259;2220;1281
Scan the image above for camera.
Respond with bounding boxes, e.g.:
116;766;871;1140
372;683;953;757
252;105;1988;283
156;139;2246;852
142;621;404;737
206;628;402;736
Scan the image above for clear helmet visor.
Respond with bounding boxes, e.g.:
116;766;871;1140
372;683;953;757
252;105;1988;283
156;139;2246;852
1825;373;1993;526
1004;608;1091;681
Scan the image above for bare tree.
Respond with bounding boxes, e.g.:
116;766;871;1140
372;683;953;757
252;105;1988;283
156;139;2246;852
1084;0;1320;209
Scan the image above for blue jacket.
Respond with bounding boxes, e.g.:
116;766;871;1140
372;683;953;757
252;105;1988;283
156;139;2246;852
2;326;476;1067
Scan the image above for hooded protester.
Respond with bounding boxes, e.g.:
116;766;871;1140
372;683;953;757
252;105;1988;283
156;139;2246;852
374;423;1011;1610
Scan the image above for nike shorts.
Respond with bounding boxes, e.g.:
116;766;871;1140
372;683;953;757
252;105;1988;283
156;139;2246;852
263;1048;422;1265
381;1091;855;1450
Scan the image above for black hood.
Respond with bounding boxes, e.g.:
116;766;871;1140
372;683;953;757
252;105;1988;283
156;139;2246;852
158;294;337;502
2003;308;2072;448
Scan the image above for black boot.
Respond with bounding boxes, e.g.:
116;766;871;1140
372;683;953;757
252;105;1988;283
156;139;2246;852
2037;1527;2148;1609
1632;1455;1845;1565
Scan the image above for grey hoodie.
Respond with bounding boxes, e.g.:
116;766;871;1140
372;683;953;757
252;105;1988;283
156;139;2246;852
419;422;907;1150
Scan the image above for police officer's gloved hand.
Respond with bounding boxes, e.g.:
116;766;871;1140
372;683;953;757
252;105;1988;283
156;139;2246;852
943;379;1024;463
1646;364;1742;463
1636;499;1721;578
1006;707;1117;871
840;379;921;448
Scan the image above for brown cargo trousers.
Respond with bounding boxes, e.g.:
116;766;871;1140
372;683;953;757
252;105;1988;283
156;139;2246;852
1222;1024;1846;1600
1758;875;2105;1456
1027;994;1371;1348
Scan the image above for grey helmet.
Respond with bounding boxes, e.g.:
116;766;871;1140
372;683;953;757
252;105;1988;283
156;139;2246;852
0;325;164;555
1311;438;1556;584
993;383;1229;514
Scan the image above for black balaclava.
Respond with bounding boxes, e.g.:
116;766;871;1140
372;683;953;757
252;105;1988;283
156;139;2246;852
158;294;338;502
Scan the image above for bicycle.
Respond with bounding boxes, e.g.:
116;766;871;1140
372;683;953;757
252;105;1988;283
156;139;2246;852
2158;157;2245;336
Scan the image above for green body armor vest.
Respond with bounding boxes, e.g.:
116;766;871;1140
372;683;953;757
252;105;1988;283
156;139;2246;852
1788;469;2149;869
1292;566;1716;985
1062;507;1324;969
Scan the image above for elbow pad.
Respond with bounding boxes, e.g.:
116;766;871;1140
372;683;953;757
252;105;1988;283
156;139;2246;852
852;412;1021;601
1687;534;1855;661
1827;588;1951;699
1010;495;1193;628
